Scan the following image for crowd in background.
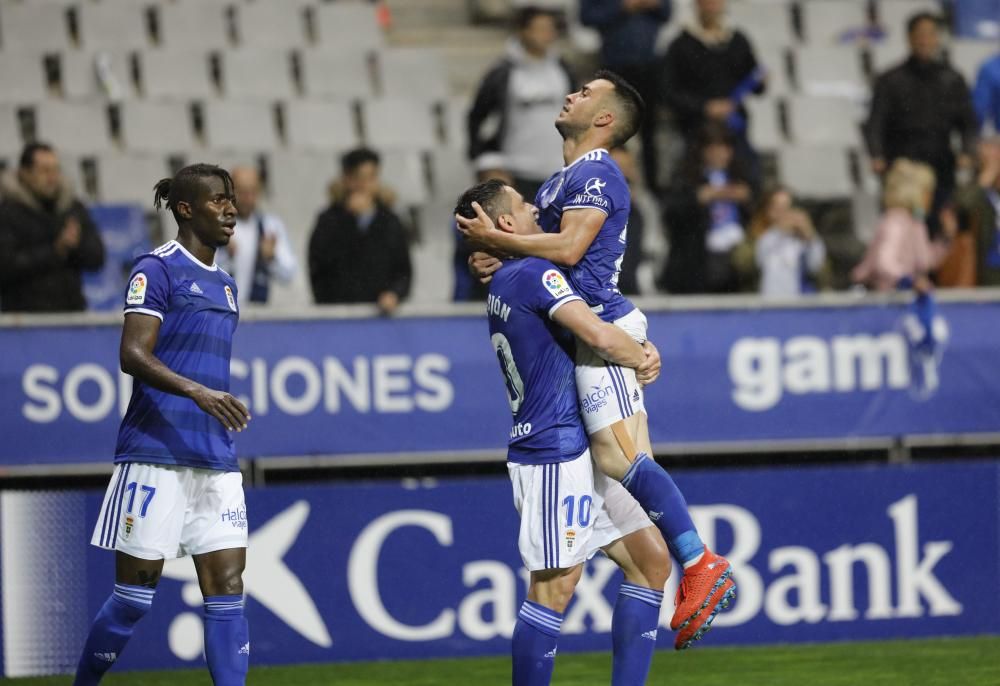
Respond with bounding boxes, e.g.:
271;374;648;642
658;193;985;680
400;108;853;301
1;0;1000;313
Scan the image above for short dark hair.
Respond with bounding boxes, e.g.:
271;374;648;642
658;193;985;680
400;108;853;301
514;6;559;31
19;142;55;170
341;147;380;175
153;163;234;221
907;11;940;35
454;179;510;224
593;69;645;148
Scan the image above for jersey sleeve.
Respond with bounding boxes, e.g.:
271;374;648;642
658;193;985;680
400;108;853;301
522;260;583;319
123;255;171;320
562;159;621;216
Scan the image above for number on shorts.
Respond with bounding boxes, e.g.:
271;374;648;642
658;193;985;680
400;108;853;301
562;494;593;528
125;482;156;518
491;332;525;413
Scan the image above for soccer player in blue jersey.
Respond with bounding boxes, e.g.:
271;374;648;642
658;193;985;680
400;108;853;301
458;179;672;686
73;164;251;686
458;71;735;650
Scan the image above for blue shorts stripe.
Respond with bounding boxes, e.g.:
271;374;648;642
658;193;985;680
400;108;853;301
611;364;633;416
604;362;627;422
110;463;132;547
552;464;560;569
541;465;550;569
100;466;126;547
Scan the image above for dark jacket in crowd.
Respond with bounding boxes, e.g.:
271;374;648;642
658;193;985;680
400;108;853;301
865;56;978;190
659;26;762;135
0;171;104;312
955;182;1000;287
579;0;672;70
308;202;412;305
659;162;753;295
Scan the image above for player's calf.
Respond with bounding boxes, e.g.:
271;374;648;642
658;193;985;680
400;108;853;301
513;566;581;686
73;584;155;686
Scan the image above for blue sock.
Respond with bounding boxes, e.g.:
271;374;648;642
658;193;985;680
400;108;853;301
612;583;664;686
204;595;249;686
73;584;155;686
622;453;705;565
512;600;562;686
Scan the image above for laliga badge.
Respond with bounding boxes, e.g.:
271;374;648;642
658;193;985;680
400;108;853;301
225;285;237;312
542;269;572;299
126;273;147;305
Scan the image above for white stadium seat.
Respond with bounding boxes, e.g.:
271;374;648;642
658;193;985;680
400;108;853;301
756;46;792;97
746;97;784;151
59;51;136;101
778;145;854;199
234;2;309;49
378;48;450;102
77;1;150;51
202;101;279;151
94;153;171;206
34;101;112;155
728;0;794;47
139;50;215;100
787;95;863;147
363;98;437;151
119;101;196;154
220;50;296;101
313;2;384;54
795;46;868;99
0;53;47;103
0;103;20;158
283;101;359;152
0;2;71;52
428;147;474;202
299;49;375;101
799;0;869;46
157;0;230;51
378;149;429;207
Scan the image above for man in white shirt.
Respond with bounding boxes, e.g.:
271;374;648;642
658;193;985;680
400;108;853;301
217;166;298;304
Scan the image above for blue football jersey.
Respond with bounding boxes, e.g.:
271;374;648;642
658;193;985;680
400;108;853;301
116;240;240;472
487;256;589;465
535;148;636;323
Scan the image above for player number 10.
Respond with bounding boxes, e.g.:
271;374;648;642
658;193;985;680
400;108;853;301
124;482;156;518
563;494;592;528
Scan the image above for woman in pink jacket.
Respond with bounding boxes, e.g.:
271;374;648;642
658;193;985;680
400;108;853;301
852;159;956;292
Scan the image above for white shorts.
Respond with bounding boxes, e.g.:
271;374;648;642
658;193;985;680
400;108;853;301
91;462;248;560
576;308;648;434
508;449;651;572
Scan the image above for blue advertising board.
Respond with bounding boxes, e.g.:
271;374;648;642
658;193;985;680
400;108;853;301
1;461;996;676
2;298;1000;467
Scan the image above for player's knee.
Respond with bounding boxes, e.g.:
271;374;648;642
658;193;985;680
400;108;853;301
588;432;629;480
529;566;582;614
201;563;245;597
638;543;671;589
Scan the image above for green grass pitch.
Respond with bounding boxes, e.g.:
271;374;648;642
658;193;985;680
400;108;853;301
6;636;998;685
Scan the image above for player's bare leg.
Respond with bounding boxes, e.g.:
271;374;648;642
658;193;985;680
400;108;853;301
193;548;249;686
514;565;583;686
73;552;163;685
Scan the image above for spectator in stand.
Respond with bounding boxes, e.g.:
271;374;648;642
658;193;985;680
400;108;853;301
580;0;672;190
308;148;412;314
973;50;1000;134
749;187;826;298
467;6;574;202
953;137;1000;286
864;12;978;233
659;122;753;294
609;146;646;295
658;0;765;184
0;142;104;312
852;159;956;292
216;166;298;305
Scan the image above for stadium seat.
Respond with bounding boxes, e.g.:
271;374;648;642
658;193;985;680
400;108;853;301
378;149;430;207
728;0;794;48
283;101;359;152
94;153;171;206
156;0;230;51
949;40;998;85
0;2;71;53
299;49;375;101
34;101;112;155
409;225;454;303
378;48;450;102
0;103;20;158
442;96;471;151
0;52;47;103
138;50;215;100
119;101;196;154
312;2;384;54
59;51;136;101
363;98;437;151
202;101;279;151
428;147;474;202
220;49;296;100
777;145;854;199
756;46;792;97
746;97;784;151
77;1;150;51
799;0;869;45
267;150;338;230
234;2;309;50
787;95;863;147
794;46;868;99
199;151;263;176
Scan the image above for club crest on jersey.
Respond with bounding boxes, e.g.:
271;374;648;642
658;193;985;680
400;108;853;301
225;285;238;312
126;273;147;305
122;515;135;540
566;529;576;550
585;177;607;196
542;269;572;298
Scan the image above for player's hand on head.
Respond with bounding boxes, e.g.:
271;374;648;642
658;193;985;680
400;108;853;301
468;251;502;284
456;202;497;249
190;386;251;432
636;340;662;387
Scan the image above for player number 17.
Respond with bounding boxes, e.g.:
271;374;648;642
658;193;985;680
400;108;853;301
124;482;156;518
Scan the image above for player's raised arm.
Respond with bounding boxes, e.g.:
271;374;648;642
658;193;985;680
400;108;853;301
120;313;250;432
458;201;603;267
552;299;644;368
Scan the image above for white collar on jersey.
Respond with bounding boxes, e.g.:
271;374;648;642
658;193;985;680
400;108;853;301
563;148;609;171
156;240;219;272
